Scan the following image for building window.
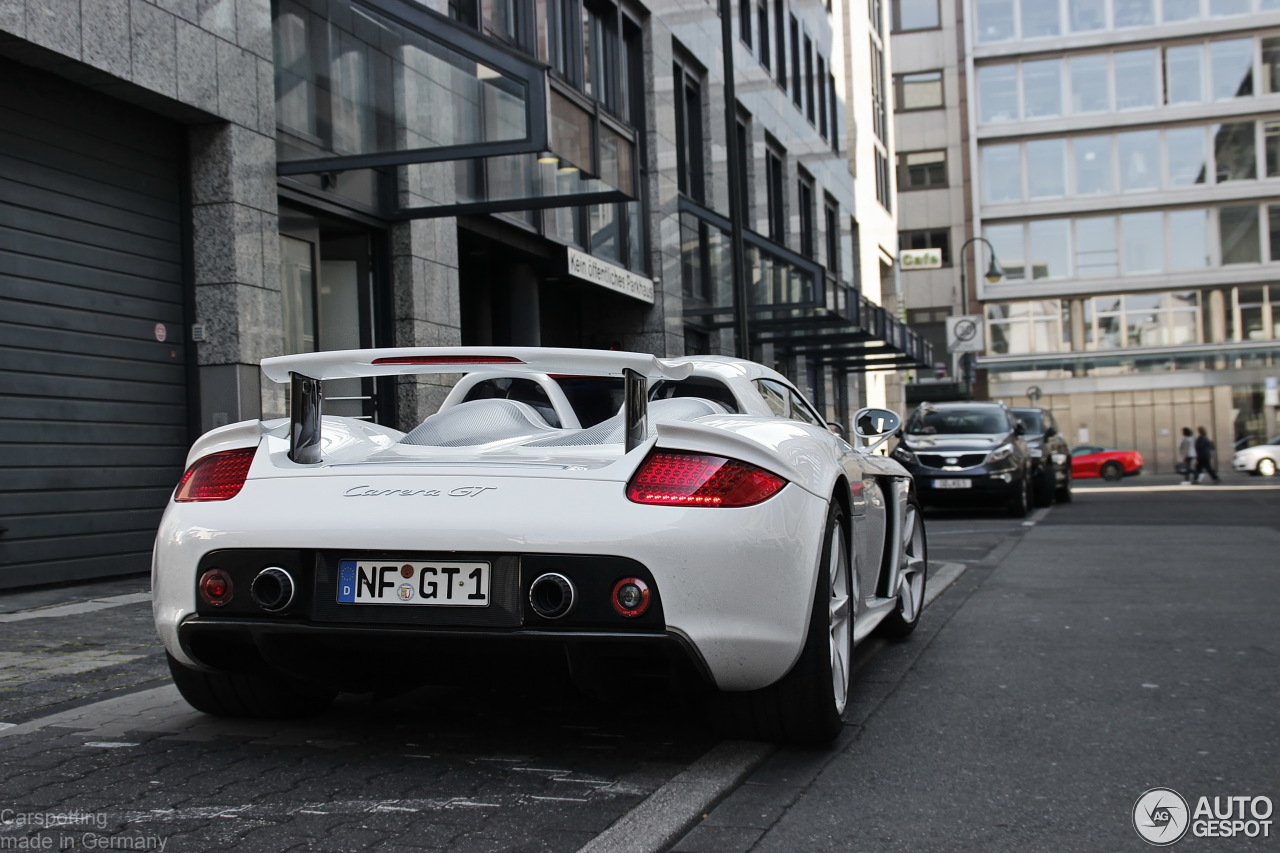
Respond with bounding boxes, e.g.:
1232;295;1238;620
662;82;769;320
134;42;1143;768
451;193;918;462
740;0;752;48
892;0;939;30
1027;139;1067;198
987;300;1067;355
758;0;771;70
824;196;840;277
798;173;815;258
817;55;828;138
544;0;582;86
871;40;887;142
1074;216;1119;277
1118;130;1160;192
1084;293;1199;351
870;0;884;35
1114;0;1154;28
736;109;752;221
804;35;815;122
894;70;943;111
828;72;839;152
673;57;706;204
1211;38;1255;100
875;148;892;212
1165;44;1203;104
1073;135;1113;194
790;15;803;107
1070;0;1106;31
1021;0;1061;37
900;228;950;264
1115;49;1158;110
1070;54;1110;113
1271;205;1280;262
898;150;947;189
976;0;1015;42
774;0;787;90
1214;121;1257;182
1220;205;1261;264
766;142;786;242
982;143;1022;202
1023;59;1063;118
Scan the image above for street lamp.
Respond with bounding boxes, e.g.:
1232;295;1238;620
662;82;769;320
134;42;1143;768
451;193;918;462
958;235;1003;317
956;236;1003;396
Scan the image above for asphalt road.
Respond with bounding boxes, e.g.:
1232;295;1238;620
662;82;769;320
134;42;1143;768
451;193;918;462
0;474;1276;852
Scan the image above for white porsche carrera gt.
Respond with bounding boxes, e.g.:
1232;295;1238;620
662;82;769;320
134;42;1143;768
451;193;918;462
153;347;926;745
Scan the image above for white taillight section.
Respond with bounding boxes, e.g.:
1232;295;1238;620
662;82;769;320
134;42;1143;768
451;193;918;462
175;447;256;502
625;450;786;508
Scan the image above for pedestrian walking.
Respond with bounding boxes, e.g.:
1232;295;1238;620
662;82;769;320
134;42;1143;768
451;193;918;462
1194;426;1221;483
1177;427;1197;485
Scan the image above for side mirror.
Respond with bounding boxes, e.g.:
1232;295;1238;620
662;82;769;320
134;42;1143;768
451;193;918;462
853;407;901;453
1044;426;1057;438
1014;421;1026;435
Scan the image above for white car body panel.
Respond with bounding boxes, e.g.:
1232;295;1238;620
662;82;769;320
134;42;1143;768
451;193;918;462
153;347;918;696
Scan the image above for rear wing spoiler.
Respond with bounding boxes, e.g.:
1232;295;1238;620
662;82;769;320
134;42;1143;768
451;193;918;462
261;347;695;463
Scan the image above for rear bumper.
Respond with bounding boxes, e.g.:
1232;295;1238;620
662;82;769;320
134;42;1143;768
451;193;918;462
153;471;830;692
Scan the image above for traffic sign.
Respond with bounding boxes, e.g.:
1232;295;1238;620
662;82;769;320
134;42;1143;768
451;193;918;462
946;315;984;353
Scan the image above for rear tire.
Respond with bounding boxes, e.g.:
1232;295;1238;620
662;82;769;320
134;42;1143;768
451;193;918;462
715;504;850;746
1055;469;1073;503
1033;465;1055;508
1100;461;1124;481
1007;472;1030;518
167;652;336;718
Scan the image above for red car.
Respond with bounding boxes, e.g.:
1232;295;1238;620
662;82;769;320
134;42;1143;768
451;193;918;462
1070;445;1144;481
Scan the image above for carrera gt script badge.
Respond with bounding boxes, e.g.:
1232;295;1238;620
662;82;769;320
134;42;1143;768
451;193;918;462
343;485;497;498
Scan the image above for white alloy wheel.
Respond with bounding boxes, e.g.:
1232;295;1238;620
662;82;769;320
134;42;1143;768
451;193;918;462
828;519;853;714
1258;458;1277;477
897;502;926;624
881;497;927;639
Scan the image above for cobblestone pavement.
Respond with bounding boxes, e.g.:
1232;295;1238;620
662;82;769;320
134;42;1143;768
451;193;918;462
0;578;717;852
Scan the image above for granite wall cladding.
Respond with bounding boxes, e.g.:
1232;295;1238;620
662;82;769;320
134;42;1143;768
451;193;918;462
0;0;278;426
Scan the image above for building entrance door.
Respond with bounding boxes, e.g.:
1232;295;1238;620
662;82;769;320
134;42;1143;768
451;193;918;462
279;206;386;422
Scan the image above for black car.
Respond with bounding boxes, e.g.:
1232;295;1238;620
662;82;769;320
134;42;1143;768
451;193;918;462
892;402;1034;517
1011;406;1072;507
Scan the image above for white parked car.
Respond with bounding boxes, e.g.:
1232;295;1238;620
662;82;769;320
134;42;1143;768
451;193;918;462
1233;435;1280;477
153;348;926;745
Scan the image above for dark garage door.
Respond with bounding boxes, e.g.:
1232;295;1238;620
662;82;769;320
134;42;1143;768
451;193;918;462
0;60;190;589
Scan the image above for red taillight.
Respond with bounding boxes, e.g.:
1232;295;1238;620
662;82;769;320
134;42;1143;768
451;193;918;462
626;451;786;508
199;569;234;606
175;447;256;502
612;578;651;617
371;355;525;366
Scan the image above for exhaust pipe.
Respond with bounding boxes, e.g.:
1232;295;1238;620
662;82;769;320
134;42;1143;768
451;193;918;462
250;567;297;612
528;573;576;620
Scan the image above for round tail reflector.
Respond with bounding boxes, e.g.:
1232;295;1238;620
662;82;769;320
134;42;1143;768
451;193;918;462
611;578;650;617
199;569;234;607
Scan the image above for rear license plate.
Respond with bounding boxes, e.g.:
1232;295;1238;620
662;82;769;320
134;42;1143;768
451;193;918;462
932;479;972;489
337;560;490;606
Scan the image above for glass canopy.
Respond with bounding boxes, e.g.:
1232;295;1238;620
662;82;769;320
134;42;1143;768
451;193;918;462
274;0;634;217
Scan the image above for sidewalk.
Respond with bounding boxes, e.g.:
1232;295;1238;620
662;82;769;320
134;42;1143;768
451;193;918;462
0;574;164;727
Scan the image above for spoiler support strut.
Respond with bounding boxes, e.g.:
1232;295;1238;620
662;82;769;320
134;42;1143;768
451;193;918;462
623;368;647;454
289;373;324;464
